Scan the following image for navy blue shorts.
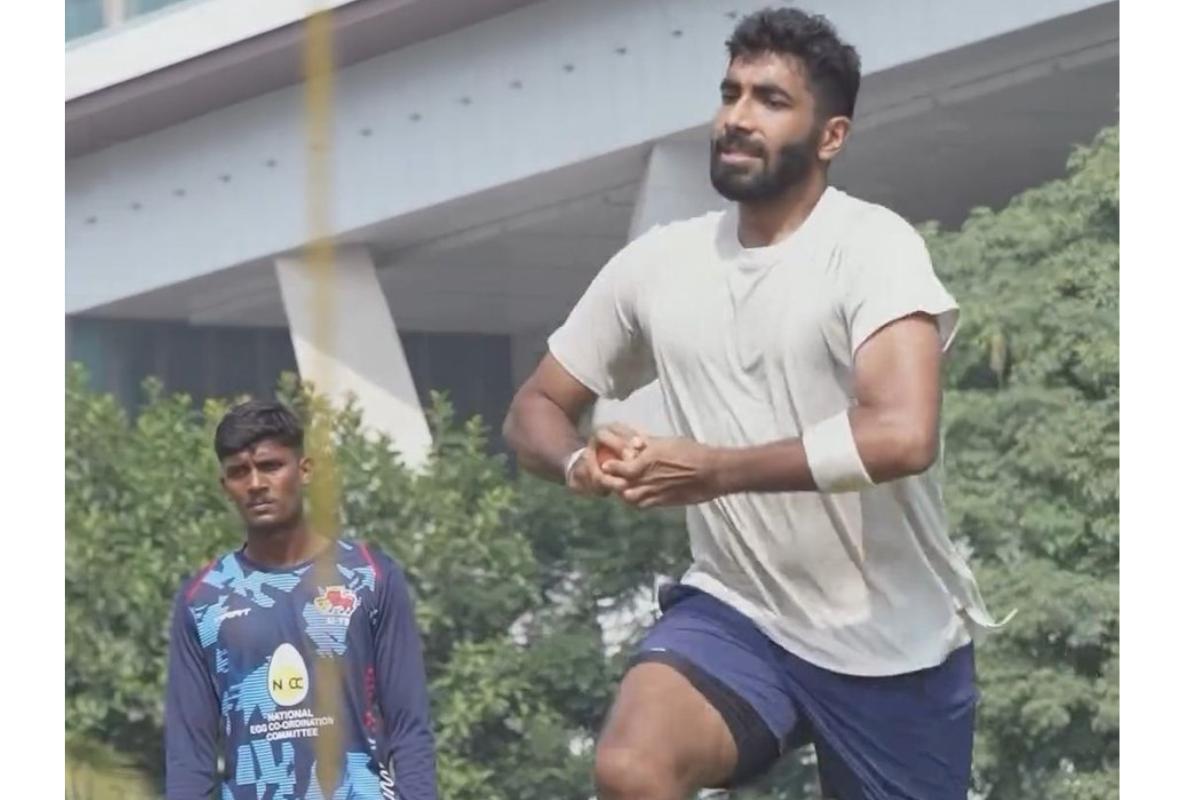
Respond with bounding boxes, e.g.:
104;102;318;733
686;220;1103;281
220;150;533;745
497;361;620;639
630;584;977;799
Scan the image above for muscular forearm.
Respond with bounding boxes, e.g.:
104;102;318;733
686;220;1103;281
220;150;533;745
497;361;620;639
711;436;815;494
502;391;586;483
713;407;937;495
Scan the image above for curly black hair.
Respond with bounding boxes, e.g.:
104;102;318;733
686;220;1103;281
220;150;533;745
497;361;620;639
727;7;862;119
214;399;304;459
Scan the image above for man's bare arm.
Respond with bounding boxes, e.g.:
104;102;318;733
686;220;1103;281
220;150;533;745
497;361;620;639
503;354;639;495
718;313;942;492
503;354;595;481
609;314;944;506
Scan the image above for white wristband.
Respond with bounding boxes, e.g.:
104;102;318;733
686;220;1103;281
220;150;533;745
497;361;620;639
802;410;875;493
562;446;588;483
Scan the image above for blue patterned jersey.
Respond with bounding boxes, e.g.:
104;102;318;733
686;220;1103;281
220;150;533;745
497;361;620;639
164;540;437;800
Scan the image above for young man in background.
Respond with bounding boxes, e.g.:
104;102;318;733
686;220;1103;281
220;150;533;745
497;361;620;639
164;400;437;800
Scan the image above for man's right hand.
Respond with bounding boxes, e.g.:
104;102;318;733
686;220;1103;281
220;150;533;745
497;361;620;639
566;423;647;496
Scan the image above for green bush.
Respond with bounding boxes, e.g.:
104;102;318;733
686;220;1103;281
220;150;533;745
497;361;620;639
65;371;688;799
66;126;1117;799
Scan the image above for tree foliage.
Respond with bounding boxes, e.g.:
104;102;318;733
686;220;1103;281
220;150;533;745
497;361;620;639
65;370;687;798
65;126;1116;799
932;126;1119;800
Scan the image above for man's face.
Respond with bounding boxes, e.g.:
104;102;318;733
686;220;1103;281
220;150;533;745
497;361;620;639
710;52;829;203
219;439;310;533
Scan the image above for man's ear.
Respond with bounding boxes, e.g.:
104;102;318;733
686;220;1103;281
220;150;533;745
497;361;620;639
818;115;852;163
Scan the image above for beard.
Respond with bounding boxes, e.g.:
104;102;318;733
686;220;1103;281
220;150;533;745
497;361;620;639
709;126;822;203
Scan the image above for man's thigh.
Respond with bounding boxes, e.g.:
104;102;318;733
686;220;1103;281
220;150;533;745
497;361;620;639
597;660;741;792
601;585;797;789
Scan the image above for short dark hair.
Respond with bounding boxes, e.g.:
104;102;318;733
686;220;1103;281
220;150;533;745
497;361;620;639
214;400;304;460
726;7;862;119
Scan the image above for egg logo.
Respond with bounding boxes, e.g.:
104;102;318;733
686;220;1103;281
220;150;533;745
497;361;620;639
268;643;309;707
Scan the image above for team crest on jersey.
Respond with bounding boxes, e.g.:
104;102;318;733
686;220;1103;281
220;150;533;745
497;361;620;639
313;585;359;619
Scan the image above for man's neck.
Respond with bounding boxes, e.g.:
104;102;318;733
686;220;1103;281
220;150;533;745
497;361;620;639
736;173;828;249
243;521;327;569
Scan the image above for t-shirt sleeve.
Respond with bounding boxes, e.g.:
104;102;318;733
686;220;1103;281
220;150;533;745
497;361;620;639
371;549;438;800
546;232;657;400
164;583;221;800
840;211;959;356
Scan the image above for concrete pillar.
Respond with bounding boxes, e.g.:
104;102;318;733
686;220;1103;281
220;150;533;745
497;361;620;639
591;139;727;437
275;246;431;469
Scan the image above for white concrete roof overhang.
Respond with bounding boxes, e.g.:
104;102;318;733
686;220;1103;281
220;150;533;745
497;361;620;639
67;0;543;156
71;2;1117;335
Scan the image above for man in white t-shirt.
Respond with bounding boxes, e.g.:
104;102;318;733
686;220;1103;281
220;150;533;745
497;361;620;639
503;7;1001;799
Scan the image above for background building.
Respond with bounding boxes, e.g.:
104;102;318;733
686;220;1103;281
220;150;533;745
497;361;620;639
66;0;1118;463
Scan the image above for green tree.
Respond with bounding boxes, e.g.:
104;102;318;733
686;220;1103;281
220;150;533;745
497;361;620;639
932;126;1118;800
66;375;239;774
65;370;686;799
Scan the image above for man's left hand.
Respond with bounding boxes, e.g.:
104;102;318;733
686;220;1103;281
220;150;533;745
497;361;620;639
601;436;723;508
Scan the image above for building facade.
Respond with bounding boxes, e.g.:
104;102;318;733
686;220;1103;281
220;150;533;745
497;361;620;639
66;0;1119;464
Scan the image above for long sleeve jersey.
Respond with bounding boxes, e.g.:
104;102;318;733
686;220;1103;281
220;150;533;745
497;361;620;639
164;539;437;800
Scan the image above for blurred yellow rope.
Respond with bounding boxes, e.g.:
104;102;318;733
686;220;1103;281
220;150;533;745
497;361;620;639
302;5;344;793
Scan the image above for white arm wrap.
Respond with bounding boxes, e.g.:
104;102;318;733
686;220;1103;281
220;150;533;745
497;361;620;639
802;410;875;493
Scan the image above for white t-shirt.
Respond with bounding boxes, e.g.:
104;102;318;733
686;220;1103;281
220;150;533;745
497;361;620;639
548;186;1004;676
